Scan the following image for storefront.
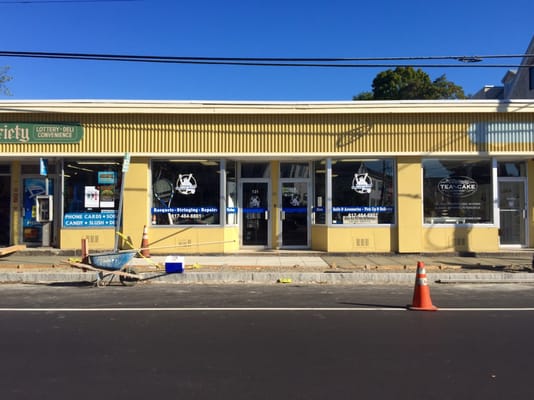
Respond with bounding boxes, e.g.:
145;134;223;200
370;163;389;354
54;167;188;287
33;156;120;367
1;100;534;254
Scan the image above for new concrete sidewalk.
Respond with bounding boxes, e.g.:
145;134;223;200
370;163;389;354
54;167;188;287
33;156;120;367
1;249;534;285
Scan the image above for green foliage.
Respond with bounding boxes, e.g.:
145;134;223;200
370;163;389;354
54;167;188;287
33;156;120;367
430;74;466;99
353;91;374;100
353;66;466;100
0;66;12;96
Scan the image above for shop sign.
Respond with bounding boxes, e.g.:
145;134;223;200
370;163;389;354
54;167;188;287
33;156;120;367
333;206;392;213
176;173;197;195
63;211;116;227
0;123;83;144
98;171;117;185
342;214;378;224
39;158;48;176
438;176;478;198
151;206;218;221
351;173;372;194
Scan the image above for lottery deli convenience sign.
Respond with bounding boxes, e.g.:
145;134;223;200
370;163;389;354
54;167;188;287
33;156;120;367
0;123;83;144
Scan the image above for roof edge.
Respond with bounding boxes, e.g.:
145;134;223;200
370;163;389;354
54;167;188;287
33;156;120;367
1;99;534;114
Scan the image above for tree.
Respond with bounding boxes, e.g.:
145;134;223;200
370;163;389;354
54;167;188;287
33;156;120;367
353;66;466;100
1;66;12;96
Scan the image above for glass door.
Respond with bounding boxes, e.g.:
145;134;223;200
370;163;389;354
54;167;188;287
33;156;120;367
280;181;309;247
498;179;526;246
241;181;270;247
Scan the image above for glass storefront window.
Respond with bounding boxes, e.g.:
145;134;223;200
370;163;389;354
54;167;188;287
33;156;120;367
241;162;270;178
281;162;310;178
498;161;526;177
152;160;220;225
331;159;395;224
313;160;326;224
63;159;122;228
423;159;492;224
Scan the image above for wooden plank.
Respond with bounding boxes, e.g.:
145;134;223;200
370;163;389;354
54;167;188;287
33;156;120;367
65;260;139;279
0;244;27;257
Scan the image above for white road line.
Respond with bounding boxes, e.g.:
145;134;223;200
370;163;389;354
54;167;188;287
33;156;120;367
439;307;534;311
0;307;406;312
0;307;534;312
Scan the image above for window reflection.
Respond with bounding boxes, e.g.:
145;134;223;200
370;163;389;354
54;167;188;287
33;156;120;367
331;159;395;224
152;160;220;225
423;159;492;224
63;159;122;228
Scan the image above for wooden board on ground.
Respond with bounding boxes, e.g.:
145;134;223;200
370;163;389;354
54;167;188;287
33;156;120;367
65;260;139;279
0;244;27;257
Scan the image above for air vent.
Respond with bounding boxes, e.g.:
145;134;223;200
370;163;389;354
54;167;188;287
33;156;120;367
354;237;370;248
86;235;99;243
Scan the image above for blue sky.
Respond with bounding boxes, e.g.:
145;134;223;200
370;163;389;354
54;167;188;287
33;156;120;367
1;0;533;101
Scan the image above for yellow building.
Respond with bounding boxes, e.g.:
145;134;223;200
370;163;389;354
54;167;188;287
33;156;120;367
1;99;534;254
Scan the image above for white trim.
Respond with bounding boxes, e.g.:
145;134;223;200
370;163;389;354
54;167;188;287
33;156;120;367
2;99;534;114
5;152;534;159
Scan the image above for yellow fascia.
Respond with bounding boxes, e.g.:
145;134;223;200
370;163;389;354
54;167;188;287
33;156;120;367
422;226;499;252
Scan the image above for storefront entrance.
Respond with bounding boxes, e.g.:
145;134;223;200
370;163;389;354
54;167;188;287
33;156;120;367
498;178;527;246
240;181;270;247
280;181;309;247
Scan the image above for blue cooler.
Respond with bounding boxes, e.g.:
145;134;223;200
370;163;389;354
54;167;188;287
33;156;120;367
165;256;185;273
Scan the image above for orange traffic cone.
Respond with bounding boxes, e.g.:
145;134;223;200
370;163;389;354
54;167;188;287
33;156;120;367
408;261;438;311
138;225;151;258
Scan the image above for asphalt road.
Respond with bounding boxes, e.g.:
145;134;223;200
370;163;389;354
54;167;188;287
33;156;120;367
1;283;534;400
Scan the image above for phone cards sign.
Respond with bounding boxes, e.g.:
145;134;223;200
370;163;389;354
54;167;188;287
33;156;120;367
64;212;116;227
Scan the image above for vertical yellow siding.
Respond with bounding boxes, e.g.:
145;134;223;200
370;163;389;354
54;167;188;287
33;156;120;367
2;112;534;155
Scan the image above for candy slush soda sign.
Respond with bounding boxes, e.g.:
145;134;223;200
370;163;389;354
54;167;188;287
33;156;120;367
0;123;83;143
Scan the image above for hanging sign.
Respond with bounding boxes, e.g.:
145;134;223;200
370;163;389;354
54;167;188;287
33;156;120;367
39;158;48;176
122;153;131;173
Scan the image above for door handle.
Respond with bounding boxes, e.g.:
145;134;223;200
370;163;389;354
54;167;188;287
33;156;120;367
264;210;269;220
280;211;286;220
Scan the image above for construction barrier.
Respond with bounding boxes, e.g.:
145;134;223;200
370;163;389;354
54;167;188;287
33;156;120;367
138;225;151;258
408;261;438;311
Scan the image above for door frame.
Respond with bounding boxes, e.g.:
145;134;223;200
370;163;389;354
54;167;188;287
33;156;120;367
498;177;528;248
278;178;311;249
239;178;272;249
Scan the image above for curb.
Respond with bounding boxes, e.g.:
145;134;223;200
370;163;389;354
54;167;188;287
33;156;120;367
2;271;534;285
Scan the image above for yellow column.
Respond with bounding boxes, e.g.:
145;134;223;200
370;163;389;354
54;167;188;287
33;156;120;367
271;160;280;249
397;157;423;253
122;157;150;249
10;161;21;245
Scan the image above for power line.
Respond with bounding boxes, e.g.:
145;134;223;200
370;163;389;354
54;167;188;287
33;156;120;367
0;50;533;68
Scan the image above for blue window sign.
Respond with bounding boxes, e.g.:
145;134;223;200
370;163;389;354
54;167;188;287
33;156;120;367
64;211;116;227
98;171;117;185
